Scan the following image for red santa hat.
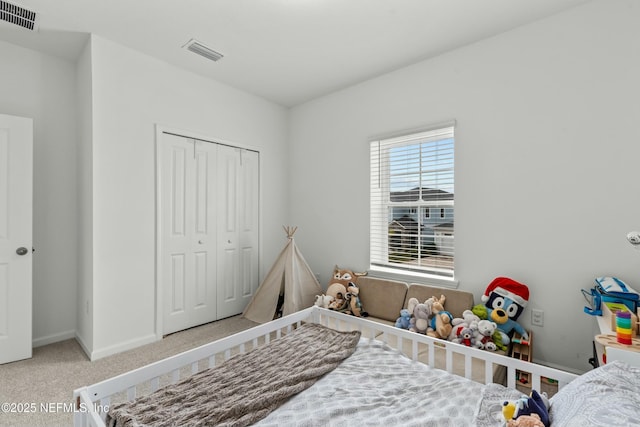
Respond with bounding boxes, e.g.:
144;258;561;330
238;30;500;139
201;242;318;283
481;277;529;307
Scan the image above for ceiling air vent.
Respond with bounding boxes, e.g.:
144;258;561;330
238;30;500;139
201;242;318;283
0;0;38;31
183;38;224;62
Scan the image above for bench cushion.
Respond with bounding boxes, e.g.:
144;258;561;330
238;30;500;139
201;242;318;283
406;283;475;319
357;277;408;322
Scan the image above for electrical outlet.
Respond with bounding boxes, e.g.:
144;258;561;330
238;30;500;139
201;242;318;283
531;309;544;327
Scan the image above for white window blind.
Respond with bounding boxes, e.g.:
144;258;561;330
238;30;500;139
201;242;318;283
370;124;455;278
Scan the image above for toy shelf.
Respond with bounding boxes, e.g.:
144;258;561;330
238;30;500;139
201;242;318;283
510;331;533;387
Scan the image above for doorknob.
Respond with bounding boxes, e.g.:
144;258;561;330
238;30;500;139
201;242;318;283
16;247;28;256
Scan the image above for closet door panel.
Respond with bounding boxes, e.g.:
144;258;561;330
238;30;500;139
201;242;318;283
161;135;217;334
216;146;259;318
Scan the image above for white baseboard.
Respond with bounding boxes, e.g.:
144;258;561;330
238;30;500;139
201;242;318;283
75;332;92;359
89;333;159;361
32;330;76;348
531;357;587;375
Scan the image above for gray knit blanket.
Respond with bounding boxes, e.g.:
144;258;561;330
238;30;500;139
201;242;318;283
106;323;361;427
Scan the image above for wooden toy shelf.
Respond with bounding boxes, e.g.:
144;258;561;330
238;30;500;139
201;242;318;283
510;331;533;387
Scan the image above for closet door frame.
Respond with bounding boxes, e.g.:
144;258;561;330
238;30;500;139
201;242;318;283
154;125;262;340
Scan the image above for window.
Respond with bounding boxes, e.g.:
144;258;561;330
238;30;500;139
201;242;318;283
370;124;454;278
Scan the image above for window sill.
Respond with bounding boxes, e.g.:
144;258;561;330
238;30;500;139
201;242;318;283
368;265;459;289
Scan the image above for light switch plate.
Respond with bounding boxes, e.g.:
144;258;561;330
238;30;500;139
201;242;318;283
531;309;544;327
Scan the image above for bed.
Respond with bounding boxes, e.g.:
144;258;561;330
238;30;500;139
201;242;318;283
73;307;640;427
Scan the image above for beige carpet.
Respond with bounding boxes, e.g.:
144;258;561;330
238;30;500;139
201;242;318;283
0;315;258;427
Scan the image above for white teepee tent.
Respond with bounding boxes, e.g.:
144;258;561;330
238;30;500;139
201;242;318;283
242;226;323;323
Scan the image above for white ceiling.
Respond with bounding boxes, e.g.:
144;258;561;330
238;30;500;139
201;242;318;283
1;0;590;107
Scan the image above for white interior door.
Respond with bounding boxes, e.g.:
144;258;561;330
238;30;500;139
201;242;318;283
161;134;218;335
216;146;259;319
0;114;33;364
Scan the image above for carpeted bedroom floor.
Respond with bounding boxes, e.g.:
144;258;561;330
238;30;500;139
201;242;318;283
0;315;258;427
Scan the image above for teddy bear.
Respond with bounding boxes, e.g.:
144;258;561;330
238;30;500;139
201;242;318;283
475;319;498;351
451;309;481;328
451;326;476;347
448;309;481;341
395;308;412;329
426;295;453;339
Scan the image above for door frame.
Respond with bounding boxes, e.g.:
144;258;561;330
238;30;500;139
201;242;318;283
154;125;262;340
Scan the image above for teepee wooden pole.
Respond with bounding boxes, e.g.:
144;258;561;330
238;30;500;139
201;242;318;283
283;225;297;239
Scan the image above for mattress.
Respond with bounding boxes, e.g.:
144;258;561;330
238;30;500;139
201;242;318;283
256;337;489;426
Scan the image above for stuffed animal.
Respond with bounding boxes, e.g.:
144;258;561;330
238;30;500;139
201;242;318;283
328;292;345;310
506;414;544;427
326;283;346;300
480;277;530;345
427;295;453;339
451;326;475;347
448;309;480;341
326;266;366;299
503;390;550;427
395;308;412;329
475;319;498;351
313;294;333;309
325;266;367;316
342;282;367;317
409;301;432;334
406;297;420;315
517;390;549;427
451;309;481;328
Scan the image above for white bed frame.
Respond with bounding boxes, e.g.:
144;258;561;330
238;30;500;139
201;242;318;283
73;307;578;427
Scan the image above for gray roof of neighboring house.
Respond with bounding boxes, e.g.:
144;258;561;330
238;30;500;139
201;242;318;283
389;215;419;231
433;222;454;230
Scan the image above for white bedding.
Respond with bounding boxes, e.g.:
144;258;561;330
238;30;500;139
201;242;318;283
548;360;640;426
255;335;640;427
255;338;486;427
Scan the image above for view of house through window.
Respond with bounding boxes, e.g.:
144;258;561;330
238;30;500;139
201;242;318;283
370;124;454;277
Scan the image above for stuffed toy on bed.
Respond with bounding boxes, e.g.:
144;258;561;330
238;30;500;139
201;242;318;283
502;390;550;427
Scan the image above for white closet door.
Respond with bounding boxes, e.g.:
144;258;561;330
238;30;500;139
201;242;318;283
216;146;259;319
0;114;33;364
161;134;218;335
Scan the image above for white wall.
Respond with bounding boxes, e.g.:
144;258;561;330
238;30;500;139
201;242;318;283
87;35;289;358
289;0;640;372
0;41;78;347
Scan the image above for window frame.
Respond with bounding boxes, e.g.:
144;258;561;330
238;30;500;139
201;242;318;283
369;123;455;280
